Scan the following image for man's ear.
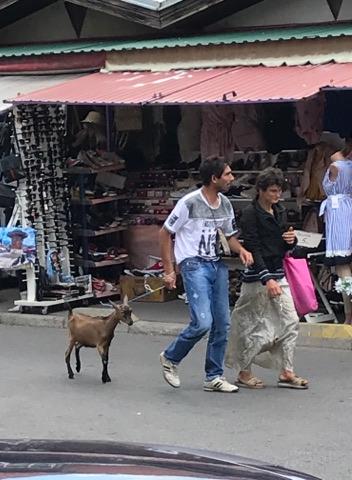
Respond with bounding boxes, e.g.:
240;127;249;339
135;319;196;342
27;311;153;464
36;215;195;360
211;174;218;184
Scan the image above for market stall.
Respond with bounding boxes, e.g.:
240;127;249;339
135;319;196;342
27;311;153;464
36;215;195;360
5;64;352;319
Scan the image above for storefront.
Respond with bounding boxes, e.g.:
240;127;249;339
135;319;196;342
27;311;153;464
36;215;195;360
3;63;352;318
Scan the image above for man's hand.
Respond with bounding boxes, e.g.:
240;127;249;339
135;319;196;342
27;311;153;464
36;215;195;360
282;226;296;245
266;279;282;298
239;248;253;267
163;271;177;290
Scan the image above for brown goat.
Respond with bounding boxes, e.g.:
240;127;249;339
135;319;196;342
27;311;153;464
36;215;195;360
65;298;133;383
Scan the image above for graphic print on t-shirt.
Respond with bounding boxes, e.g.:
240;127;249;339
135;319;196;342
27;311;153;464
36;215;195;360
198;219;217;256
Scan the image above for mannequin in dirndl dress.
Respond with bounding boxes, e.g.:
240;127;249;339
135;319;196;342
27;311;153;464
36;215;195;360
320;144;352;324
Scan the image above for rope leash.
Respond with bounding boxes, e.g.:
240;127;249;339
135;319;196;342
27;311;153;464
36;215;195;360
128;281;165;303
100;277;166;306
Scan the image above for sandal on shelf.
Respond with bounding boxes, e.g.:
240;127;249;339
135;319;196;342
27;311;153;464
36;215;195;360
236;376;265;389
277;375;308;390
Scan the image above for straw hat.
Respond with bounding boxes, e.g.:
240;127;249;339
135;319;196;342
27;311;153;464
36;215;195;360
81;111;105;126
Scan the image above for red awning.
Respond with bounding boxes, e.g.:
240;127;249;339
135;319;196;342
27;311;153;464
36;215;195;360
6;63;352;106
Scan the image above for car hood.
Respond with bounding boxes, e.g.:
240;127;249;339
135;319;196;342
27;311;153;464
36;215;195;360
0;440;321;480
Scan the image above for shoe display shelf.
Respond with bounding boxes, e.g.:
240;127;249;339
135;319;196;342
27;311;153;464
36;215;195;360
68;165;130;300
126;170;200;225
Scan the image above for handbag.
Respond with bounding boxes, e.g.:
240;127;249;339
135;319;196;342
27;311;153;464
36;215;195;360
283;254;318;316
216;228;231;256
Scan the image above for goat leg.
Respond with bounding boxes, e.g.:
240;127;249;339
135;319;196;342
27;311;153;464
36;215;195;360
98;345;111;383
75;344;82;373
65;339;75;379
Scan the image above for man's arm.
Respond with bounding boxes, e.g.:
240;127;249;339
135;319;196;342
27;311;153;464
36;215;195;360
159;226;177;290
227;236;253;267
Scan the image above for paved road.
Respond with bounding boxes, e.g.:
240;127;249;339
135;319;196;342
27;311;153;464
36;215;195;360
1;324;351;480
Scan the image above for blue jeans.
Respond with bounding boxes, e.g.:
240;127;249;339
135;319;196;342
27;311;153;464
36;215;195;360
164;257;230;381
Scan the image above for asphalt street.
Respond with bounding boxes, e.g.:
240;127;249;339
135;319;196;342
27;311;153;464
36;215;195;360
0;324;351;480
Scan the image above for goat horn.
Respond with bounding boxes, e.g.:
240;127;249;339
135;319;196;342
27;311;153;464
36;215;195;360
108;299;116;308
100;301;113;308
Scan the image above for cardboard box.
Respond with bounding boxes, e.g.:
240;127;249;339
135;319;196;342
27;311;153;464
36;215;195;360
119;275;178;302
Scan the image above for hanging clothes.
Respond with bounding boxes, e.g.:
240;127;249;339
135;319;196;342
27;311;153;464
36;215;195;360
295;95;325;145
298;142;334;203
231;104;266;151
200;105;235;161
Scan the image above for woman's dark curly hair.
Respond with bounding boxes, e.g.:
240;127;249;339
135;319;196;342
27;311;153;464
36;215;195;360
255;167;286;192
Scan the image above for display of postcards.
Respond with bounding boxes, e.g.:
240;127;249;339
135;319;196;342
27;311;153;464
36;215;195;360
0;227;36;269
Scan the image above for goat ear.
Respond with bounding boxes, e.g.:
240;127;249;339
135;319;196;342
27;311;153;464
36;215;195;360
131;312;139;322
123;294;129;306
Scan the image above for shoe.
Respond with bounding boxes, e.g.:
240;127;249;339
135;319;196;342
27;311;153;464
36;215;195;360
178;293;189;304
203;376;239;393
160;352;180;388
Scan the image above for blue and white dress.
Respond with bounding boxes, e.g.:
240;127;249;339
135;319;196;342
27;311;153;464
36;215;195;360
321;159;352;265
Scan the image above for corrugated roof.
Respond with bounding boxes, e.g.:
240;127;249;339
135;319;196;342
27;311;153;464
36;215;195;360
7;64;352;106
0;73;84;111
6;69;236;105
1;23;352;58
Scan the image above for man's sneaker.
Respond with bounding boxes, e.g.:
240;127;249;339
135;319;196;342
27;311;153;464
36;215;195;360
203;376;239;393
160;352;180;388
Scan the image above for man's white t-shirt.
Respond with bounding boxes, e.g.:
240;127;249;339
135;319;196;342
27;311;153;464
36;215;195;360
163;188;238;265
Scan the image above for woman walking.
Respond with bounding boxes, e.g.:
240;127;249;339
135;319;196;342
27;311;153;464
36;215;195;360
225;168;308;390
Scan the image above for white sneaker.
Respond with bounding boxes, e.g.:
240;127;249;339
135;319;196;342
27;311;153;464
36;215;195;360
160;352;180;388
203;376;239;393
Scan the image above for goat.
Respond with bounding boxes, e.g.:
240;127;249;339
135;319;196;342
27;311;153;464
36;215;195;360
65;297;133;383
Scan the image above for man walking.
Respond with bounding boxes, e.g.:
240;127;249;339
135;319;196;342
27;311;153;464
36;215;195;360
159;157;253;392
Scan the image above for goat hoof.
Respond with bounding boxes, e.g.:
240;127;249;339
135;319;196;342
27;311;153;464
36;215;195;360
102;376;111;383
68;374;74;379
76;366;81;373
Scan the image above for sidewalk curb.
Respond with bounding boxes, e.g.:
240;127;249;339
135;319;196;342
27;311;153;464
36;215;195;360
1;311;352;350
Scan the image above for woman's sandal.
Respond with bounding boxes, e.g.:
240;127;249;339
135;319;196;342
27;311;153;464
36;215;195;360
277;375;308;390
236;376;265;389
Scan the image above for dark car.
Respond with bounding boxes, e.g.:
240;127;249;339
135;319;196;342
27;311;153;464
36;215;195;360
0;439;321;480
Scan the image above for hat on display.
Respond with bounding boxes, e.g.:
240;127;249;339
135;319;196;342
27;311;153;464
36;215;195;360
320;131;345;152
81;111;105;126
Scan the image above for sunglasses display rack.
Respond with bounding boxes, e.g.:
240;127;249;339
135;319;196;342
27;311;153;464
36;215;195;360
12;105;93;314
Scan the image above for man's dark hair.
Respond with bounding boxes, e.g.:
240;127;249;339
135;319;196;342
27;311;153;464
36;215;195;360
256;167;286;192
199;156;229;186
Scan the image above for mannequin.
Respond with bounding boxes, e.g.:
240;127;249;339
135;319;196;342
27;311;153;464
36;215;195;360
320;141;352;323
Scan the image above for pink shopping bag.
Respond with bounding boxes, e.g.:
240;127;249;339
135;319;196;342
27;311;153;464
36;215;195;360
283;255;318;316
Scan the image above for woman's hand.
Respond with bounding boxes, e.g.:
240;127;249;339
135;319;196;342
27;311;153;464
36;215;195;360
282;226;296;245
266;279;282;298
